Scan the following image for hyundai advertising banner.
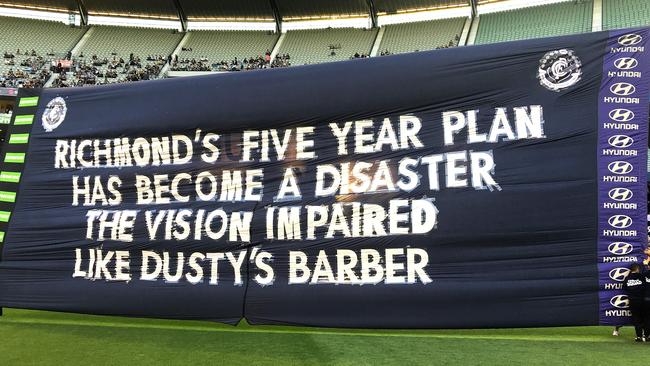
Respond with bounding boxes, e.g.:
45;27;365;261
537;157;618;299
0;28;648;328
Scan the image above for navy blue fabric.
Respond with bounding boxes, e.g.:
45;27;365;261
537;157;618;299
0;30;631;327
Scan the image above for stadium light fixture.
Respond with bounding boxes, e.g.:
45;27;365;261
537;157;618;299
377;6;471;26
282;16;372;32
0;5;70;23
478;0;573;14
187;21;277;31
87;15;182;30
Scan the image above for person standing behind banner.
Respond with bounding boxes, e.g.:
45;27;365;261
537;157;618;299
611;254;650;338
643;258;650;343
612;252;650;342
624;263;646;342
615;247;650;338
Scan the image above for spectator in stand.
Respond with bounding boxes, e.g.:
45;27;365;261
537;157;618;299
170;51;291;72
49;51;166;88
3;46;298;88
271;54;291;68
1;50;52;88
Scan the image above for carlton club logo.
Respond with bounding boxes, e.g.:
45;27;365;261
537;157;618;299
609;108;635;122
618;33;643;46
608;161;633;175
607;135;633;148
608;215;633;229
608;187;633;202
614;57;638;70
537;49;582;91
610;295;630;309
610;82;636;96
41;97;67;132
608;242;633;255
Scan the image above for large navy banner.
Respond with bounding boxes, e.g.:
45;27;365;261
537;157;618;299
0;29;648;328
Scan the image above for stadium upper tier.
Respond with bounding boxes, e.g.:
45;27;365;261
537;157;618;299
379;17;465;54
278;28;378;65
475;1;594;44
603;0;650;30
0;0;648;88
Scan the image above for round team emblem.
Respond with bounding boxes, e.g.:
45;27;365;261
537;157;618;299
41;97;67;132
538;49;582;92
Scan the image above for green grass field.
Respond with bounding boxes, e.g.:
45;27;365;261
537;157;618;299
0;308;647;365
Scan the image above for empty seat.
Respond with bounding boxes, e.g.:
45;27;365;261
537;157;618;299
603;0;650;30
178;30;279;64
475;1;593;44
379;17;465;54
278;27;378;65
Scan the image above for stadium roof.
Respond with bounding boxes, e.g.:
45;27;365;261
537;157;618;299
0;0;77;13
84;0;179;20
375;0;469;14
278;0;369;20
0;0;471;20
184;0;274;21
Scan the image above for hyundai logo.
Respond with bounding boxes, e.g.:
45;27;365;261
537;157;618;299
609;267;630;282
610;82;636;96
608;242;633;255
608;215;633;229
608;108;635;122
608;135;633;148
607;161;633;174
608;187;633;202
610;295;630;309
618;34;643;46
614;57;638;70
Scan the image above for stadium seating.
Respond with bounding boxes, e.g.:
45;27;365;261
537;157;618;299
0;16;83;57
278;28;378;65
603;0;650;30
61;25;183;85
0;113;11;125
178;30;279;65
75;26;182;60
379;17;465;54
0;15;85;87
475;1;593;44
3;0;649;87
